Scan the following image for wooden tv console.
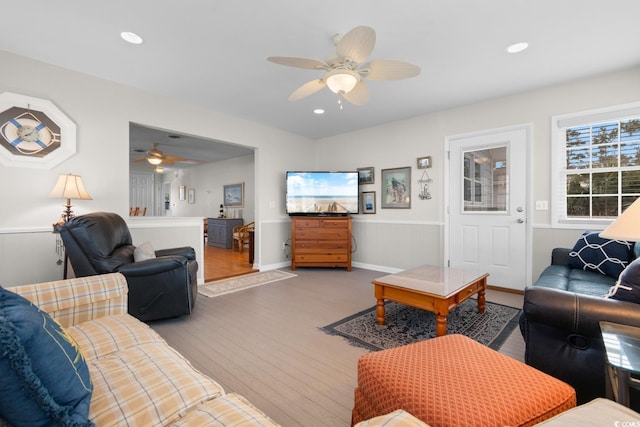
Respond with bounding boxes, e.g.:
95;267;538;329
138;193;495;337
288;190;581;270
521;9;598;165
290;216;352;271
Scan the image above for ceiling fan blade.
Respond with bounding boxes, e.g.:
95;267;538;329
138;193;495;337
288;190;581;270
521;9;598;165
165;155;187;162
133;157;148;163
336;26;375;64
267;56;329;70
289;79;327;101
343;80;370;106
360;60;421;80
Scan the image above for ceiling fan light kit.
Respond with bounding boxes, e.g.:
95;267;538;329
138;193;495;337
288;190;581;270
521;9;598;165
147;157;162;165
268;25;420;108
325;69;359;94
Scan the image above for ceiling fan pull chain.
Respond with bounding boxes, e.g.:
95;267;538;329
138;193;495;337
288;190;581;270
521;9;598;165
337;92;345;110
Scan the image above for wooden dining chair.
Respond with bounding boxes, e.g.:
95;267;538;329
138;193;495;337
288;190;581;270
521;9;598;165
232;222;255;253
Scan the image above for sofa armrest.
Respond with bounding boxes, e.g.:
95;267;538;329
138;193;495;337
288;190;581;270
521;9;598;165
155;246;195;261
354;410;429;427
551;248;572;266
521;286;640;403
9;272;128;328
523;286;640;337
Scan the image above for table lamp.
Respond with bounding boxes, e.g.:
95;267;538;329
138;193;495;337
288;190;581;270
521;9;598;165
49;173;92;229
600;198;640;241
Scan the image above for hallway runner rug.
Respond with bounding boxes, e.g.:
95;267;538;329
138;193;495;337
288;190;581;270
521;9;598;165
321;299;521;351
199;270;297;298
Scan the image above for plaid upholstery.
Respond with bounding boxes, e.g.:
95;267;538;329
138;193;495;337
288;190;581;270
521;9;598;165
2;273;281;427
11;273;128;328
354;410;430;427
66;313;164;361
170;393;279;426
352;334;576;427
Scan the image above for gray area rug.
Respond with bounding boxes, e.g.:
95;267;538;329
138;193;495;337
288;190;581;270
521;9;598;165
321;299;521;351
199;270;297;297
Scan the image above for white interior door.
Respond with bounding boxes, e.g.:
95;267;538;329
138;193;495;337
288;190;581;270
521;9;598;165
129;172;153;215
447;127;529;290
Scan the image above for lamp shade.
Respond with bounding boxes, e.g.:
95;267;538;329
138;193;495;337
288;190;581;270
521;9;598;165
48;174;93;200
599;197;640;241
325;69;359;94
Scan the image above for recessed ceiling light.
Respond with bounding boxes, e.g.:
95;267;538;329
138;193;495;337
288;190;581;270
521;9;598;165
313;109;325;115
506;42;529;54
121;31;143;45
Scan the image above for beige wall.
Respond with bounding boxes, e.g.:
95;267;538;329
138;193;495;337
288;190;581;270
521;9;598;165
316;66;640;283
1;47;638;287
0;50;313;285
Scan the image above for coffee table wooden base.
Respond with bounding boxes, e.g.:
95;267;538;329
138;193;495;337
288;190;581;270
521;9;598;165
374;273;487;337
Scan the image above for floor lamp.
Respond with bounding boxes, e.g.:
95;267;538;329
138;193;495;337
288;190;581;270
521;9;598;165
49;173;93;278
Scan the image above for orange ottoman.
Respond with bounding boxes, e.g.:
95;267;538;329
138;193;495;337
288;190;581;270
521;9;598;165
352;334;575;427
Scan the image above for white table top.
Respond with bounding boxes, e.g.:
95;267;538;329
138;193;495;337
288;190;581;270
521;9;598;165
373;264;489;297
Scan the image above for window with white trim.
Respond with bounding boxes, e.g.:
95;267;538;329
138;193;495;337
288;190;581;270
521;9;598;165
552;102;640;227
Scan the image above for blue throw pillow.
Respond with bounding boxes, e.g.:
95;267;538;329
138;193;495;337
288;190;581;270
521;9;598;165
606;257;640;303
0;286;93;426
568;231;633;279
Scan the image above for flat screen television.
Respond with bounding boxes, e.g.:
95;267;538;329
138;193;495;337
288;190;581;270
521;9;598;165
286;171;359;215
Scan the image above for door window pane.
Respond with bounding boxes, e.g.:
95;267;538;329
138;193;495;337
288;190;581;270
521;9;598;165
463;146;508;212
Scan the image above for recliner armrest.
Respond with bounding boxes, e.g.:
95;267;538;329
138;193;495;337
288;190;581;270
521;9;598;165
117;256;188;277
155;246;196;261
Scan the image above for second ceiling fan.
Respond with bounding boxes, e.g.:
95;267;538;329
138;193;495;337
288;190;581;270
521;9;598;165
267;26;420;107
133;143;187;166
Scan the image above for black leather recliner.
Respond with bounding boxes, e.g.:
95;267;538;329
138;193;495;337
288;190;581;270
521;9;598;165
58;211;198;322
520;247;640;407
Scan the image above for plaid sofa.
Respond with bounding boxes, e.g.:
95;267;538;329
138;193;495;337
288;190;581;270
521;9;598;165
1;273;279;426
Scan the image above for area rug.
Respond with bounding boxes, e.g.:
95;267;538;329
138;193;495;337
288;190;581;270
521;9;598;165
321;299;521;351
199;270;297;297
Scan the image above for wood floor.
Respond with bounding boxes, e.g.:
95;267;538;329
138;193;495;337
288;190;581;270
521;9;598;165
150;264;525;427
203;244;256;282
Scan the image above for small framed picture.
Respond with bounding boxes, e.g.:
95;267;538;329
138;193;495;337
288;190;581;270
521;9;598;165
224;182;244;207
381;167;411;209
362;191;376;214
357;167;375;184
188;188;195;204
417;156;432;169
179;185;186;201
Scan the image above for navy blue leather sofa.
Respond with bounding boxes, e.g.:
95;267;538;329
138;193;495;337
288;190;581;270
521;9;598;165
520;246;640;406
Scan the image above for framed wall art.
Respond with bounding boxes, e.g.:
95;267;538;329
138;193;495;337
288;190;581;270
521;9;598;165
381;167;411;208
188;188;195;204
357;166;374;184
179;185;186;201
224;182;244;207
362;191;376;214
0;92;77;169
417;156;432;169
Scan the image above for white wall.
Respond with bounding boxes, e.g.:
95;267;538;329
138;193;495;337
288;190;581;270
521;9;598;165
162;154;255;223
316;66;640;282
0;50;313;285
1;46;638;287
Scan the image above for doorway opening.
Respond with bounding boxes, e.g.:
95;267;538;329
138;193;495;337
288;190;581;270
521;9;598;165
129;122;256;281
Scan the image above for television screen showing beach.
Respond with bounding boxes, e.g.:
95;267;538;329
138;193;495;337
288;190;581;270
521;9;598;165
286;172;359;214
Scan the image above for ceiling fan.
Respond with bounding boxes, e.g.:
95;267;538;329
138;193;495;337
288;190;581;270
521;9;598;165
133;143;187;166
267;26;420;108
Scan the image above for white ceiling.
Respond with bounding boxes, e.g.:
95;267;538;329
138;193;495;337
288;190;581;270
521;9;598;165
1;1;639;161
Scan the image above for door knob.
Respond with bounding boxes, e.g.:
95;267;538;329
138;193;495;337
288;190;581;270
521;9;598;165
517;218;525;223
517;207;524;212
